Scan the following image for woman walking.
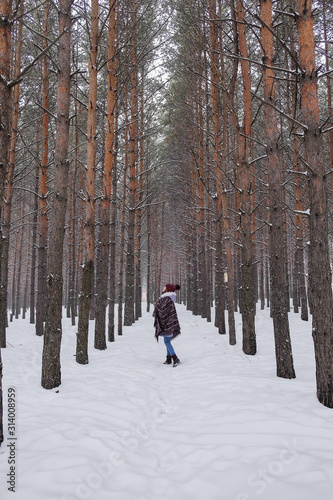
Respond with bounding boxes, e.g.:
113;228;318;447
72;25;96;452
153;284;181;367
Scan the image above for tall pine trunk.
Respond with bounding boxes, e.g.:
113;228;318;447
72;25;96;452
260;0;295;379
220;37;236;344
36;1;50;336
76;0;99;363
135;70;144;321
108;1;119;341
118;148;128;335
41;0;72;389
0;0;23;345
95;0;117;349
30;154;39;324
124;1;137;326
290;21;308;322
208;0;226;335
296;0;333;407
0;0;13;445
235;0;256;355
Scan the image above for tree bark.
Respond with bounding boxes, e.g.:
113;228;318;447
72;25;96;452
208;0;227;335
0;0;23;345
290;21;308;322
95;0;117;349
30;154;39;324
235;0;256;355
124;0;138;326
322;0;333;182
76;0;99;363
36;1;50;337
219;30;236;344
118;147;127;336
41;0;72;389
106;0;118;342
260;0;295;378
295;0;333;407
135;68;144;322
0;0;12;444
15;205;25;319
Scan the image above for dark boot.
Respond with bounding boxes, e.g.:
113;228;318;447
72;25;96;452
163;355;172;364
171;354;180;367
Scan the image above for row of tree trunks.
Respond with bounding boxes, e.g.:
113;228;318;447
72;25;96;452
1;0;333;415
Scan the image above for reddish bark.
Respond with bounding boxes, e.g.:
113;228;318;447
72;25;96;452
260;0;295;378
41;0;72;389
0;0;22;344
95;0;117;349
296;0;333;407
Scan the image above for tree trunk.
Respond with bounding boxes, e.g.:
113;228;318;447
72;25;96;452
36;1;50;337
95;3;118;350
124;0;138;326
118;87;129;335
15;206;25;319
68;164;76;326
118;152;127;336
296;0;333;407
208;0;226;335
41;0;72;389
146;160;151;312
22;219;31;320
135;69;144;322
108;143;118;342
322;0;333;183
260;0;295;378
290;23;308;322
124;1;138;327
95;0;117;349
107;0;118;343
220;48;236;343
30;158;39;323
0;0;22;345
76;0;99;363
235;0;256;355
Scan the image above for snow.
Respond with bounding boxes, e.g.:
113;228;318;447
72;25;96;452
1;304;333;500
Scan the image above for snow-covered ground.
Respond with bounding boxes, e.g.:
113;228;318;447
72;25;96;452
1;303;333;500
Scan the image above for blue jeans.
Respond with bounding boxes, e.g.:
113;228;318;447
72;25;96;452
164;336;175;356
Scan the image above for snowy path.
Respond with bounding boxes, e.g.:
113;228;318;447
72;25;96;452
1;304;333;500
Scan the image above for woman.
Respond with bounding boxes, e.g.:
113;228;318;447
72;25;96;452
153;284;181;367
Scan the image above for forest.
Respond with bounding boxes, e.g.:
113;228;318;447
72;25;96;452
0;0;333;449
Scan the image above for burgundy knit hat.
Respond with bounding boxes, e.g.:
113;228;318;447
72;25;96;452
165;284;180;292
